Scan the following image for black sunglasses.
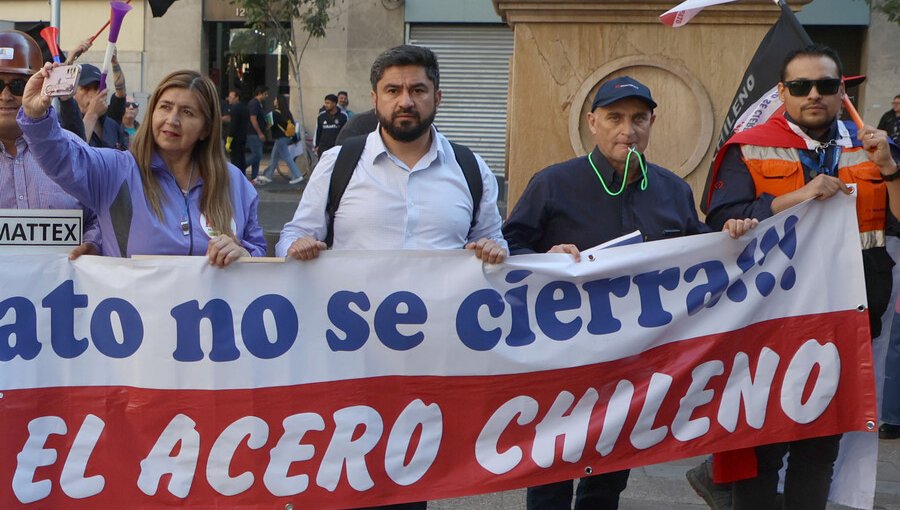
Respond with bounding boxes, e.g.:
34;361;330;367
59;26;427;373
783;78;842;97
0;78;27;96
126;102;139;109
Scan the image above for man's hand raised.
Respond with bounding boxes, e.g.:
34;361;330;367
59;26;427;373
21;63;55;120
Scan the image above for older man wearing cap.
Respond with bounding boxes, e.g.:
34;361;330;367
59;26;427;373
70;63;127;150
503;75;755;510
0;30;100;256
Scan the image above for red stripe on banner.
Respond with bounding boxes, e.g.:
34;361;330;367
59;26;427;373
0;310;875;508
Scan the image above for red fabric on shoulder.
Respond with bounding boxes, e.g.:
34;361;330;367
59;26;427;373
706;114;807;207
712;448;759;483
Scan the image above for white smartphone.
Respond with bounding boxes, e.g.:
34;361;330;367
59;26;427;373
42;64;81;97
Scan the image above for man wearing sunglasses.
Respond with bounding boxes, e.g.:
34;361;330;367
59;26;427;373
705;44;900;510
0;30;100;257
121;97;140;139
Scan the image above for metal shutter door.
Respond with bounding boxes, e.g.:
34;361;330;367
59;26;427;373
408;24;513;178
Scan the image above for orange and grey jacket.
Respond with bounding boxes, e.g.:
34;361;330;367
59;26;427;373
709;114;886;249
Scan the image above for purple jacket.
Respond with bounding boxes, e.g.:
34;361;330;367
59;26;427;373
18;107;266;257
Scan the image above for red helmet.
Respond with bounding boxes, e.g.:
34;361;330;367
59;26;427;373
0;30;43;76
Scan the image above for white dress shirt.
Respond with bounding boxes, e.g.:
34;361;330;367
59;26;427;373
276;126;507;255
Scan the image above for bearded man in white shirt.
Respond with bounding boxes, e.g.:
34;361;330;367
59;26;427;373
277;44;506;264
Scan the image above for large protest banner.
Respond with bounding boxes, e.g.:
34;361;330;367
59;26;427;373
0;194;876;508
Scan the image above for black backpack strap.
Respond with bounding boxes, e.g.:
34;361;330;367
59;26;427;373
325;137;483;246
324;135;368;247
449;141;483;236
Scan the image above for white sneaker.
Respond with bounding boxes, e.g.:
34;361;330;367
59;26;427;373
256;175;272;184
289;176;305;184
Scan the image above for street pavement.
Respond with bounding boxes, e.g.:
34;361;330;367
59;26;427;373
254;163;900;510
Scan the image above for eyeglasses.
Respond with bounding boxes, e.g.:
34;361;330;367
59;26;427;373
0;78;27;96
783;78;842;97
125;102;139;109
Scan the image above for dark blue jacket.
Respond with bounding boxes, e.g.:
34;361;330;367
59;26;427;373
503;147;709;254
57;98;128;150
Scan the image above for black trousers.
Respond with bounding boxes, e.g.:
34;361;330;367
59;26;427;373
230;139;247;176
526;469;630;510
732;434;841;510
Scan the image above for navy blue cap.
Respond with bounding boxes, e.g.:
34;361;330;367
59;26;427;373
591;76;657;110
78;63;101;87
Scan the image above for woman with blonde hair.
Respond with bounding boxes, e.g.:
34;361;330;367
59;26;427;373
17;67;265;265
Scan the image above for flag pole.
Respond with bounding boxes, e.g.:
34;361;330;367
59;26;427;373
842;92;866;131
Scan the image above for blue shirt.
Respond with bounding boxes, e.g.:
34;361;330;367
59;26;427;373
503;147;709;254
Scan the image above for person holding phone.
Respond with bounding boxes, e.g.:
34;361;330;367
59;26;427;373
17;66;265;265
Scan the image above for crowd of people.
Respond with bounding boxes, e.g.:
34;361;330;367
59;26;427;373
4;25;900;510
220;86;361;186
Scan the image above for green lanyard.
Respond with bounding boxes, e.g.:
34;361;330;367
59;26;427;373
587;147;648;196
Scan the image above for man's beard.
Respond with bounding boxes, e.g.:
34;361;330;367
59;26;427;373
377;107;436;143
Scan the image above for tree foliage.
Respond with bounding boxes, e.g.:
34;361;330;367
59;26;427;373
229;0;334;133
867;0;900;23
